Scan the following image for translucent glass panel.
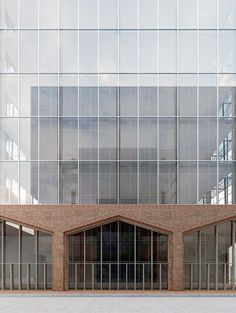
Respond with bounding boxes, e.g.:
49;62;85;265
1;0;236;206
68;220;168;290
59;0;78;29
0;219;52;290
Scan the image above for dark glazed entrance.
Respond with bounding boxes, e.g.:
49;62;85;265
68;220;168;290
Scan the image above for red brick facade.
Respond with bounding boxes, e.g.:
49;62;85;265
0;204;236;291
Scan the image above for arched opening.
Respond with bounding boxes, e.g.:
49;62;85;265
68;220;168;290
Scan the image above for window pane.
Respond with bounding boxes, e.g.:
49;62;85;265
179;118;197;160
79;118;98;161
199;118;217;160
99;31;117;73
20;31;38;73
79;162;98;204
139;118;157;160
0;162;18;204
59;161;78;204
79;87;98;116
139;162;157;204
79;32;98;73
159;31;177;73
39;161;58;204
39;0;58;28
120;118;137;160
139;31;157;73
39;31;58;73
99;0;117;29
119;0;137;29
119;32;138;73
20;0;38;28
219;31;236;73
99;87;117;116
99;162;117;204
59;118;78;160
159;0;177;29
120;87;137;116
219;0;236;29
39;78;58;116
179;0;197;29
159;161;177;204
179;162;197;204
139;87;157;116
0;0;18;28
60;31;78;73
79;0;98;29
139;0;157;29
39;118;58;160
179;31;197;73
99;118;117;161
0;31;18;73
120;162;137;204
159;118;177;160
59;0;78;29
199;0;217;29
20;162;38;204
199;31;217;73
0;74;18;117
0;118;19;160
20;118;38;160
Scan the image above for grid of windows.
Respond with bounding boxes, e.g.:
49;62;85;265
0;0;236;204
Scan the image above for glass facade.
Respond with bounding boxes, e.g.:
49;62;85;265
0;219;52;290
68;220;168;290
0;0;236;205
185;220;236;290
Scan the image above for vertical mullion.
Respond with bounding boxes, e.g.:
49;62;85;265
215;225;218;290
100;226;102;290
196;0;200;203
17;0;20;205
1;221;5;290
216;0;219;204
156;0;160;204
78;0;80;204
231;221;235;290
151;230;153;290
176;0;180;204
35;230;38;290
134;224;136;290
97;0;100;205
137;0;140;206
83;231;86;290
117;0;120;204
18;225;22;290
37;0;40;204
117;220;120;290
57;0;60;205
198;230;201;290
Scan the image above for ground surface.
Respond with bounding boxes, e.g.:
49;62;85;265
0;294;236;313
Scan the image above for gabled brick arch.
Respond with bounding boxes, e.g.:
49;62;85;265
0;204;236;291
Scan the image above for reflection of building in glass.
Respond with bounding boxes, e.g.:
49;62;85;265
1;0;236;291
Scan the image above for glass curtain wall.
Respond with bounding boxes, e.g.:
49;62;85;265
0;219;52;290
185;220;236;290
0;0;236;205
68;220;168;290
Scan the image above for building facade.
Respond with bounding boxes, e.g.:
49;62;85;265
0;0;236;291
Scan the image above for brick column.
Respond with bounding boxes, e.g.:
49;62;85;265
171;232;184;290
52;231;65;291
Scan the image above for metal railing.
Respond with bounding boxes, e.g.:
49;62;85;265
68;262;168;290
0;263;52;290
185;262;236;290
